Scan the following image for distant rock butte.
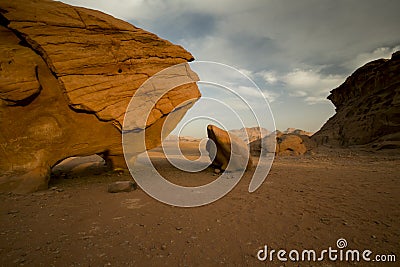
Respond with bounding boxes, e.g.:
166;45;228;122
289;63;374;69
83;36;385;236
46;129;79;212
283;128;313;137
0;0;200;193
312;51;400;150
229;127;270;143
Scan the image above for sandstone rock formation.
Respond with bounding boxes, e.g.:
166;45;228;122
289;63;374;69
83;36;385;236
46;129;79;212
206;125;252;171
0;0;200;193
249;131;280;156
312;52;400;149
250;130;315;156
276;134;307;156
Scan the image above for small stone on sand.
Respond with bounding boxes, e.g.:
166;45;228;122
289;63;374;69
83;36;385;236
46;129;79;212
107;181;137;193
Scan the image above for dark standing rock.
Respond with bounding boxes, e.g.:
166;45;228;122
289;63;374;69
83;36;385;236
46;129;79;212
206;124;252;171
312;51;400;150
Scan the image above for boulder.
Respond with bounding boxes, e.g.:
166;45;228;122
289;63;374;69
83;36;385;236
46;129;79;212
249;130;315;156
249;132;280;156
0;0;200;193
312;51;400;149
276;134;307;156
206;125;252;171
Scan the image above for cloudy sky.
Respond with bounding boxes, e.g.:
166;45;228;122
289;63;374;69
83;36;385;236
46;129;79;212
62;0;400;134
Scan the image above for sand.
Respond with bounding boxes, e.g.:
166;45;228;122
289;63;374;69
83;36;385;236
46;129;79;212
0;142;399;266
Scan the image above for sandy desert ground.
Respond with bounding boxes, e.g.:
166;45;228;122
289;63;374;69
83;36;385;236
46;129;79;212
0;141;399;266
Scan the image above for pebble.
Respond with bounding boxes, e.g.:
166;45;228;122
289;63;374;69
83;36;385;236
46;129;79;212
13;258;25;264
107;181;137;193
320;217;330;224
7;210;19;215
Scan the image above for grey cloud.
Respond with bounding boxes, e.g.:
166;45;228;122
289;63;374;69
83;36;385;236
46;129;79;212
141;12;217;41
60;0;400;131
61;0;400;73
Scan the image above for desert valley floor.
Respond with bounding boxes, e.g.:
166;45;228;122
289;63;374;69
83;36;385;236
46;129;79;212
1;142;399;266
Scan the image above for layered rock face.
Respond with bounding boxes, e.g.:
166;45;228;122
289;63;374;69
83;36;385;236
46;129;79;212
0;0;200;193
312;52;400;149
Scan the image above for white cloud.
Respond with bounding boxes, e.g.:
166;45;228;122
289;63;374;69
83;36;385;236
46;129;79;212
237;85;279;103
237;68;253;79
283;69;344;94
288;90;307;97
258;70;278;84
304;96;330;105
257;67;344;104
262;90;280;103
343;45;400;72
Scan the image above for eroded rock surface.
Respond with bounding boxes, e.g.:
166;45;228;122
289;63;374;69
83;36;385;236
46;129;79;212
206;125;252;171
0;0;200;193
276;134;307;156
312;52;400;149
250;130;315;156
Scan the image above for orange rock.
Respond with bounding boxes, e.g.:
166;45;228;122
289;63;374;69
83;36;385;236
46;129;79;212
277;134;307;156
0;0;200;193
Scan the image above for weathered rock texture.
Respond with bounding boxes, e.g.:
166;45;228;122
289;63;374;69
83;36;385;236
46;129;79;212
312;52;400;149
206;125;252;171
0;0;200;193
250;130;315;156
276;134;307;156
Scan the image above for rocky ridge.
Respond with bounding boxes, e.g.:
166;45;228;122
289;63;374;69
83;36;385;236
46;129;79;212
312;51;400;149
